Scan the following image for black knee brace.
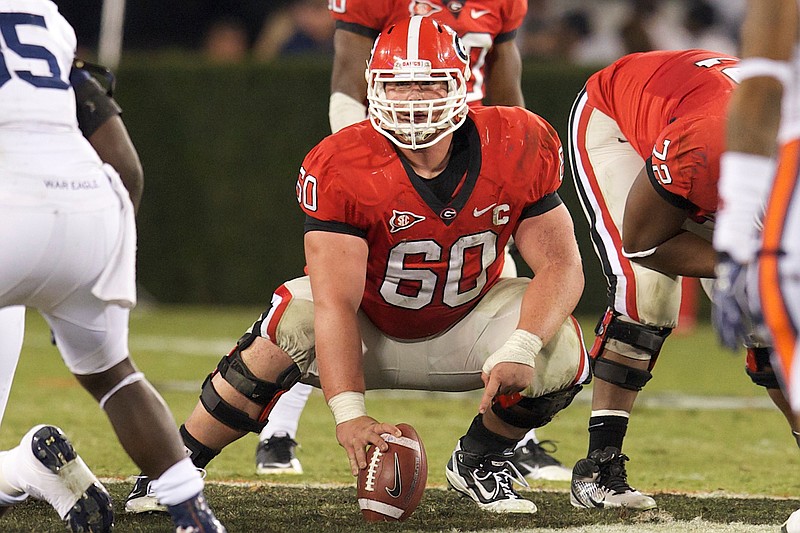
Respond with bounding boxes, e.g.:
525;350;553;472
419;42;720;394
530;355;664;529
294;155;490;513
492;385;583;429
590;309;671;391
199;343;301;434
745;346;780;389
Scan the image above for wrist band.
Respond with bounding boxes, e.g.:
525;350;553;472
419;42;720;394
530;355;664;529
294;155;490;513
714;151;775;263
482;329;543;374
621;246;657;259
327;391;367;425
736;57;792;86
329;91;367;133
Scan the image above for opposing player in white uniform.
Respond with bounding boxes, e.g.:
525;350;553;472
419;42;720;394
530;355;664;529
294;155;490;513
0;1;225;531
0;58;143;427
713;1;800;531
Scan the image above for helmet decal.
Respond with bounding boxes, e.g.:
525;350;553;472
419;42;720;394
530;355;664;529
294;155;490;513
452;33;468;64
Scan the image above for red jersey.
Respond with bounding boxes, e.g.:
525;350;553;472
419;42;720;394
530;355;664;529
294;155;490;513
328;0;527;104
296;106;563;339
586;49;739;219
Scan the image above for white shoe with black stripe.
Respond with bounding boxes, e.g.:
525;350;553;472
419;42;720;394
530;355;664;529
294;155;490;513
570;447;656;510
445;441;537;513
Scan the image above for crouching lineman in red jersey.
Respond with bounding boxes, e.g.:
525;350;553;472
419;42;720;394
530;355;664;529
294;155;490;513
127;15;590;515
568;49;797;510
244;0;574;485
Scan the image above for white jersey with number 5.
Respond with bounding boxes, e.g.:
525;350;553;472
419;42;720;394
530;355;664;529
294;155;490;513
0;0;103;193
0;0;77;127
0;0;136;375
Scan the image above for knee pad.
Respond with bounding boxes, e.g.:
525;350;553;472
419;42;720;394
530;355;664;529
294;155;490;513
492;385;583;429
199;344;301;434
589;309;671;391
745;346;780;389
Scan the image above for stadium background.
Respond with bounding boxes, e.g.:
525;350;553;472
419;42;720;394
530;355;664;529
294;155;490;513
52;0;729;319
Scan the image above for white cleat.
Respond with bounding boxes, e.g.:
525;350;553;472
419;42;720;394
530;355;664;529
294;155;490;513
570;446;656;510
512;439;572;482
255;434;303;475
782;508;800;533
124;475;167;513
19;425;114;532
445;441;537;513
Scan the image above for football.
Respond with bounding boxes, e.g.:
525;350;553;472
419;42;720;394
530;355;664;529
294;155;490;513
356;423;428;522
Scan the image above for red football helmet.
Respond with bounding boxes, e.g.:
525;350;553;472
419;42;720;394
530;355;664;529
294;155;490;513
366;15;470;149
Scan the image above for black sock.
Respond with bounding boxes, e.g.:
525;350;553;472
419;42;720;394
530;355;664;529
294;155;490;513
459;414;518;456
587;414;628;455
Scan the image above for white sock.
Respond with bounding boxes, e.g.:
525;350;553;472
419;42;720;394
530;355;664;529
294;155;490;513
259;383;312;440
150;458;204;506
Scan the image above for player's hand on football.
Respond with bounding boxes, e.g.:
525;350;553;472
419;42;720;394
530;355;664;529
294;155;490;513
335;416;401;476
479;362;534;414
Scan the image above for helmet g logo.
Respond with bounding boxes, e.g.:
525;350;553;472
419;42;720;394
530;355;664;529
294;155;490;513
453;33;469;65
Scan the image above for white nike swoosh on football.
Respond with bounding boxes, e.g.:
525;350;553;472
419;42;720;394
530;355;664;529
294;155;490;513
471;8;491;18
473;203;496;217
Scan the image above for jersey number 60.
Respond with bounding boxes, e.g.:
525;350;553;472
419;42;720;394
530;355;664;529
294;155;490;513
381;233;498;310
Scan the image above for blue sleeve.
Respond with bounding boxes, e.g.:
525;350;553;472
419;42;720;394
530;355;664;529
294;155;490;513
69;67;92;88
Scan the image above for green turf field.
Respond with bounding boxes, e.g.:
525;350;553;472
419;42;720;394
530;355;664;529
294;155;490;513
3;306;799;532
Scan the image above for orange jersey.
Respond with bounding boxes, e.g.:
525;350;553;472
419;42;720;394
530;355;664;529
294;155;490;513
586;50;739;219
296;106;563;339
328;0;527;103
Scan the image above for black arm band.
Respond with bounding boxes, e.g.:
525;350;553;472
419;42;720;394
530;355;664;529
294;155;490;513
74;77;122;137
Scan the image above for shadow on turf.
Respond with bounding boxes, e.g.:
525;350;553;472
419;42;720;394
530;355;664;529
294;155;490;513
0;484;797;532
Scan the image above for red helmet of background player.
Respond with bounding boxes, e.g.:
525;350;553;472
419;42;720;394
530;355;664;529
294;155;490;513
366;15;470;149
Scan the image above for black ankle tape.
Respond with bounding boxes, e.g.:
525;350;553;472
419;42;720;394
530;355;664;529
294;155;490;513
587;415;628;455
180;424;220;468
461;414;517;455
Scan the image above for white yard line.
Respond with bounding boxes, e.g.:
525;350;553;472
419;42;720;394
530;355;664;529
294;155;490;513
481;525;779;533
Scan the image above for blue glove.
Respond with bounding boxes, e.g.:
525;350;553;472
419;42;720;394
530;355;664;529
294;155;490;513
712;253;757;351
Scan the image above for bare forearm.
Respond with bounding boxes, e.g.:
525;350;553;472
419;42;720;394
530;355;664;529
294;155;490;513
484;42;524;107
518;262;583;343
315;308;365;402
632;231;715;278
727;80;782;157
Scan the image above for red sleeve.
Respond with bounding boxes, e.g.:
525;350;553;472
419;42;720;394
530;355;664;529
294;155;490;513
500;0;528;34
484;107;563;215
648;114;725;217
520;111;564;203
297;142;352;225
328;0;393;32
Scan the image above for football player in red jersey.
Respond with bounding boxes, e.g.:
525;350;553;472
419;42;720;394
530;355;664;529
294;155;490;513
327;0;526;132
128;15;590;515
568;49;797;511
252;0;573;484
712;2;800;530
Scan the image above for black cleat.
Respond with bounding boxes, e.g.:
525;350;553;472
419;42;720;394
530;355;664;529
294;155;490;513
255;433;303;475
30;425;114;532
